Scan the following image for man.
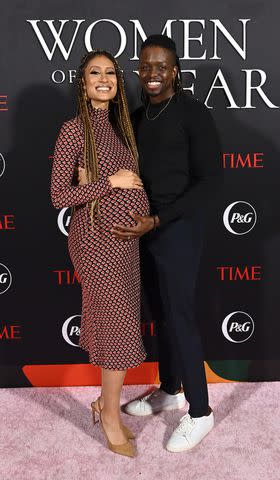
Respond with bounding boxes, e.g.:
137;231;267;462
112;34;222;453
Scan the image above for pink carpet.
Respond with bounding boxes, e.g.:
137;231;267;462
1;382;279;480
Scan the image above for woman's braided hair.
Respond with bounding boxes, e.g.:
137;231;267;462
76;49;139;224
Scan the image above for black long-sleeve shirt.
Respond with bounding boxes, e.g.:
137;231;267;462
132;91;222;226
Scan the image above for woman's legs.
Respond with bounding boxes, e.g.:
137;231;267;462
99;368;127;445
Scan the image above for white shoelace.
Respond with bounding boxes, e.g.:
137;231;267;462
140;390;160;403
176;413;196;435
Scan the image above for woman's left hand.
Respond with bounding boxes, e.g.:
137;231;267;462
78;167;87;185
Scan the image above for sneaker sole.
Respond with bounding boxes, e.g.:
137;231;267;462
125;400;187;417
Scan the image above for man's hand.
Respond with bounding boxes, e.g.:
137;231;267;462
111;212;159;240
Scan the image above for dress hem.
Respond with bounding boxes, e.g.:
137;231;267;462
80;345;147;371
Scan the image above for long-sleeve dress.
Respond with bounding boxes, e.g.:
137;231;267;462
51;106;150;370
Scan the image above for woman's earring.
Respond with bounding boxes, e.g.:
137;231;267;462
111;95;119;104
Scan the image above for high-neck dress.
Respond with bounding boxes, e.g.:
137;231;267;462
51;107;150;370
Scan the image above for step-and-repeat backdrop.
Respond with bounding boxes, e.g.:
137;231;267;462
1;1;280;387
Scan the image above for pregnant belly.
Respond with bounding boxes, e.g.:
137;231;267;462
101;188;150;227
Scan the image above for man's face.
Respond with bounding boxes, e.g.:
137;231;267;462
139;46;178;103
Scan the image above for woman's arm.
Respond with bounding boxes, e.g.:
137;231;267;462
51;120;112;209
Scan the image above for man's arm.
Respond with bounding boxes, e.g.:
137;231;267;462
112;101;222;239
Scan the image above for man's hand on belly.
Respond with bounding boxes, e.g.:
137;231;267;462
111;212;160;240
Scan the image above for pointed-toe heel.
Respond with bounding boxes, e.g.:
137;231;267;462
104;430;136;458
91;398;135;440
99;405;136;458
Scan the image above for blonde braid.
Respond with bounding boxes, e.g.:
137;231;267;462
77;72;99;226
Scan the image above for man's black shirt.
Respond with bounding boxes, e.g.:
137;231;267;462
132;91;222;226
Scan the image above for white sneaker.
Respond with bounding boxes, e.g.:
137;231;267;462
166;410;214;452
125;388;186;416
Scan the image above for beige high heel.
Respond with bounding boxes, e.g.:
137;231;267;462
94;398;136;458
91;398;135;440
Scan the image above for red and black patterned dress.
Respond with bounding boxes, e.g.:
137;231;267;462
51;107;150;370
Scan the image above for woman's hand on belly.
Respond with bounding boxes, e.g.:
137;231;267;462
109;169;143;189
77;167;143;190
78;167;88;185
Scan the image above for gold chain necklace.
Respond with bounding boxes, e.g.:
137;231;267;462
145;94;175;121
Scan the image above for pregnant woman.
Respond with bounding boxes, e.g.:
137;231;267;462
51;50;150;458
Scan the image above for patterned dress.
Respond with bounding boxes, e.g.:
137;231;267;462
51;107;150;370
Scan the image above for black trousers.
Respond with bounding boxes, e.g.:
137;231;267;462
141;215;209;418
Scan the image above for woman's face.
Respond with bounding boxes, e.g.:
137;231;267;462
83;55;118;109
